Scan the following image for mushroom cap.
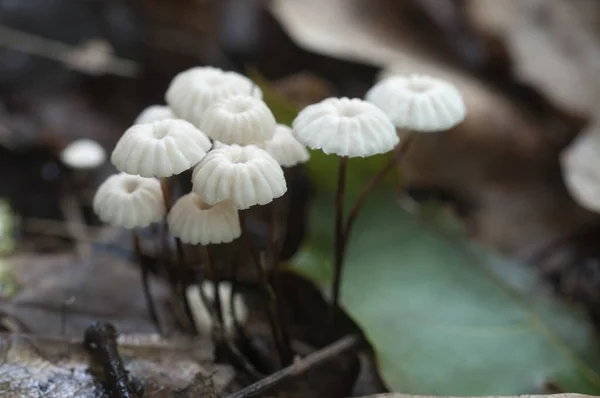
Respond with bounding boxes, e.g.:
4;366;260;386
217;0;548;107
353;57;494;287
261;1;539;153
60;138;106;169
292;97;399;157
561;128;600;213
93;173;165;229
168;193;241;245
261;124;310;167
201;95;276;145
365;75;466;132
111;119;212;178
165;66;262;126
186;281;247;337
134;105;175;125
192;145;287;209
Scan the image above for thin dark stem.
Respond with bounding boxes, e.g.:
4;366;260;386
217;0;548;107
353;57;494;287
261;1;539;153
330;156;348;331
225;334;361;398
132;230;161;333
240;213;287;367
269;199;293;362
343;133;416;247
159;177;197;334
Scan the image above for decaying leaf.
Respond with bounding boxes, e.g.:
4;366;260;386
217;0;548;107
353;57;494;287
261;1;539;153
0;332;234;397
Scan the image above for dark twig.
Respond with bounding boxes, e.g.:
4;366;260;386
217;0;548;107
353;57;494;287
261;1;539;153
132;230;161;334
226;334;361;398
84;322;141;398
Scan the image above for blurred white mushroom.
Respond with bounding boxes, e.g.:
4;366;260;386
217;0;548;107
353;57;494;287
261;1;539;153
366;74;466;132
186;281;248;337
134;105;175;125
60;138;106;170
261;124;310;167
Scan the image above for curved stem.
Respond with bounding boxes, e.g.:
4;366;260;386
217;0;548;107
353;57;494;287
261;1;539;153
132;230;161;333
200;245;225;327
330;156;348;330
343;133;416;246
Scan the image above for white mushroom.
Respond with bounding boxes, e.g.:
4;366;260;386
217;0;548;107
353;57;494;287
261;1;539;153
134;105;175;125
192;145;287;209
168;193;241;245
292;97;398;158
200;95;276;145
93;173;165;228
366;74;466;132
261;124;310;167
60;138;106;169
165;66;262;126
111;119;212;178
186;281;248;337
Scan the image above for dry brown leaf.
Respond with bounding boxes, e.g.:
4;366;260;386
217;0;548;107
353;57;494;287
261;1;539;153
0;332;234;397
0;250;173;336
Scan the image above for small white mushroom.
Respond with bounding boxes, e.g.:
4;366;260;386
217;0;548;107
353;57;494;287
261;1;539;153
192;145;287;209
111;119;212;178
292;97;398;157
60;138;106;170
186;281;248;337
261;124;310;167
134;105;175;125
165;66;262;126
366;74;466;132
93;173;165;228
201;95;276;145
168;193;241;245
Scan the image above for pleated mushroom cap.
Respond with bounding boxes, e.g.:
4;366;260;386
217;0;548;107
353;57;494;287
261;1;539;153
165;66;262;126
292;97;398;157
111;119;212;178
168;193;241;245
366;74;466;132
201;95;276;145
93;173;165;229
262;124;310;167
192;145;287;209
134;105;175;125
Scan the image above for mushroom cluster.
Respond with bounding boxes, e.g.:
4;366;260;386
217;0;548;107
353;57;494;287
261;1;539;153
92;66;310;346
91;64;466;364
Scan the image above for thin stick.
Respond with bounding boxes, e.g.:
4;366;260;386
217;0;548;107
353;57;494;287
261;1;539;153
132;230;161;333
225;334;360;398
330;156;348;330
240;214;286;367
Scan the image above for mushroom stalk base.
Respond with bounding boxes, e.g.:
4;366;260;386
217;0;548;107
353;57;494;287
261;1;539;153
330;156;348;332
132;230;161;333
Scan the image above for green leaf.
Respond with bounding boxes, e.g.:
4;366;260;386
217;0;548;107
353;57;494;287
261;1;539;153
293;193;600;395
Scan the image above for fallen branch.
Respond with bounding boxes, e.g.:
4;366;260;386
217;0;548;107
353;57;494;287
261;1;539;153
226;334;361;398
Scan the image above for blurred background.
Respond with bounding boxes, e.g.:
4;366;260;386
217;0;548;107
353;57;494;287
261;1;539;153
2;0;600;396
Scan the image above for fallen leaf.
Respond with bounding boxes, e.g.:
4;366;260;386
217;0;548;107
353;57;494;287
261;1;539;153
0;332;234;397
292;193;600;395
